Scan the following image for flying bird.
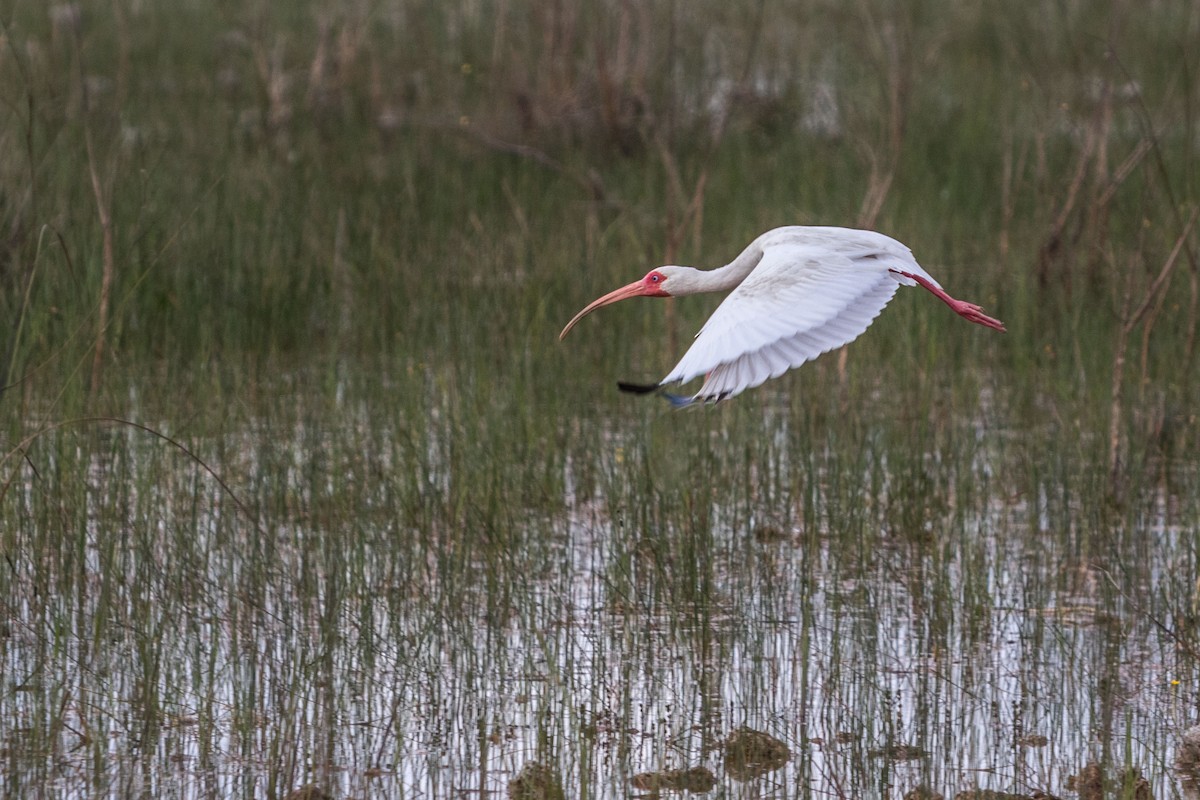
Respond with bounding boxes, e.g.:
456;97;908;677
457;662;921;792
559;226;1005;405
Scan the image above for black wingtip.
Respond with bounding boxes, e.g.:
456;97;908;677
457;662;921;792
617;381;698;408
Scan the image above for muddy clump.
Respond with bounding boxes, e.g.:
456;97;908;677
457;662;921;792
752;524;789;543
629;766;717;793
1067;761;1152;800
508;761;565;800
283;786;334;800
1179;725;1200;800
723;726;790;780
868;743;927;761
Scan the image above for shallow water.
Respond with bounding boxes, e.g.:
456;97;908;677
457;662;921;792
4;375;1197;800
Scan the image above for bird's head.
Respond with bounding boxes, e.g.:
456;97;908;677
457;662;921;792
559;267;681;339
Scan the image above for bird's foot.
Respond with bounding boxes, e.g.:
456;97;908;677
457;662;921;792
893;269;1007;333
950;300;1007;332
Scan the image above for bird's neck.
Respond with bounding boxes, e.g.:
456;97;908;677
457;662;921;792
666;248;762;296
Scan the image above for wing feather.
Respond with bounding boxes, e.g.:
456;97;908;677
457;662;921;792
662;243;904;402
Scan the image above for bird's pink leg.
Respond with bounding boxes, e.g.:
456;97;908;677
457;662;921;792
892;270;1006;332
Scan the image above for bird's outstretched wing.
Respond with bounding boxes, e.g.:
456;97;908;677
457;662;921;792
661;243;909;402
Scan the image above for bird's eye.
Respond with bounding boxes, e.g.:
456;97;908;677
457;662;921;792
650;274;660;283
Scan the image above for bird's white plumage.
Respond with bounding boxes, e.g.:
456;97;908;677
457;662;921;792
560;224;1004;403
661;227;938;402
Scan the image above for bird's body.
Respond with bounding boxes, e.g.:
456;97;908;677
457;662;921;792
560;226;1005;404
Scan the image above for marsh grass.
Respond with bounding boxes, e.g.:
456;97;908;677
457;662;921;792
2;0;1199;797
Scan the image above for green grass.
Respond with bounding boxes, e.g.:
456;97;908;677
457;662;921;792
2;0;1199;797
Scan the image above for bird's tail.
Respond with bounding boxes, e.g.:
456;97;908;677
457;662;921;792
617;381;696;408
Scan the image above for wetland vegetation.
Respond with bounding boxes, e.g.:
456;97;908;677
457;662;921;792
2;1;1199;797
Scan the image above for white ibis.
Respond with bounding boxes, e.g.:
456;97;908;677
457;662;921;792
560;226;1005;405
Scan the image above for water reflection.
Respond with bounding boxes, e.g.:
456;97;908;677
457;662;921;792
2;411;1196;800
